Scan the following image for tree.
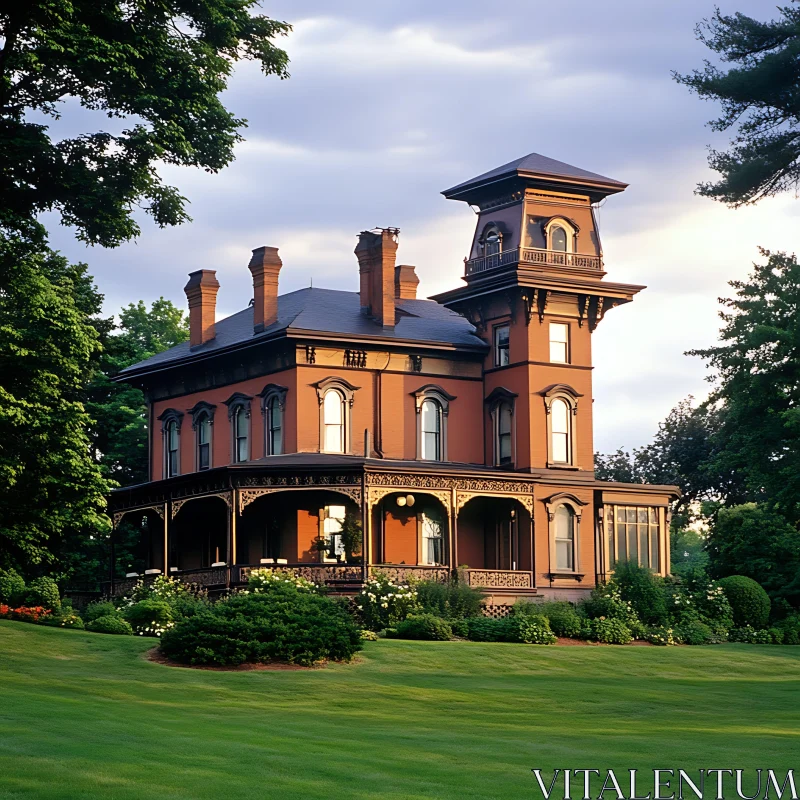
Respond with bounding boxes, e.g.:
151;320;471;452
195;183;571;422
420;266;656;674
707;503;800;608
0;230;111;573
86;299;188;486
690;250;800;520
0;1;290;245
674;4;800;206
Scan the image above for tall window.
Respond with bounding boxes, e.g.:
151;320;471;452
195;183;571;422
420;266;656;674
497;402;513;465
323;390;345;453
549;322;569;363
550;225;567;252
550;398;571;464
266;395;283;456
607;506;660;570
197;414;211;470
421;512;444;565
494;325;510;367
554;505;575;571
322;505;346;561
484;229;501;256
233;406;249;463
420;399;442;461
166;420;179;477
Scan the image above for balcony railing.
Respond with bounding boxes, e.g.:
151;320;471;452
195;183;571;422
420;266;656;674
369;565;450;585
465;247;603;276
464;569;534;590
239;564;363;585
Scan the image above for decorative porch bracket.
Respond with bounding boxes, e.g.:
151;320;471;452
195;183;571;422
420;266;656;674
112;503;165;529
455;491;534;516
238;485;363;515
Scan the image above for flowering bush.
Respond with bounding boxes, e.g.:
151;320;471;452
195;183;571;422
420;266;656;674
589;617;633;645
674;620;713;645
522;600;582;638
580;583;641;628
0;605;53;624
355;573;418;631
683;571;734;630
85;615;134;635
610;561;667;625
123;599;175;637
360;629;379;641
466;615;557;644
25;577;61;612
247;568;321;594
119;575;209;620
84;600;120;622
646;625;676;646
729;625;772;644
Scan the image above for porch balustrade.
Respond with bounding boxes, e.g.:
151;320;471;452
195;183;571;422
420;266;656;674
368;565;450;584
463;569;534;589
238;564;363;585
465;247;603;276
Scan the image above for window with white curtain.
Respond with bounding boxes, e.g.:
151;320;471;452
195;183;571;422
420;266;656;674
421;512;444;566
323;390;345;453
554;505;575;571
420;398;442;460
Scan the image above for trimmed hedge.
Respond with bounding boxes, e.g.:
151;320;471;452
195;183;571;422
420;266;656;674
415;579;484;620
84;600;119;622
86;615;134;635
0;569;25;605
466;615;556;644
717;576;771;628
388;614;453;641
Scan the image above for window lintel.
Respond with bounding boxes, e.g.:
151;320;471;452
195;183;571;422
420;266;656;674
411;384;456;414
312;377;359;405
187;400;216;428
223;392;253;419
259;383;288;410
484;386;518;410
157;408;184;429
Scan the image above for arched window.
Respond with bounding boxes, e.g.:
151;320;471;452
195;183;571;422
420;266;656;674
550;398;571;464
412;385;455;461
554;505;575;571
166;420;179;477
498;402;513;465
420;398;442;461
550;225;567;252
266;395;283;456
421;510;445;566
224;393;252;464
323;389;345;453
197;413;212;470
484;229;501;256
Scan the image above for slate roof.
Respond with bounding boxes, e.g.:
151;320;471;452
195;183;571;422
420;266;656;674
442;152;627;198
118;287;486;378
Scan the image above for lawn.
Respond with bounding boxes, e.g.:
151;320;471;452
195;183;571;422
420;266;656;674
0;622;798;800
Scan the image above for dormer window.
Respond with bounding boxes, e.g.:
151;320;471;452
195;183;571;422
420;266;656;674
484;229;501;256
550;226;567;252
544;217;577;255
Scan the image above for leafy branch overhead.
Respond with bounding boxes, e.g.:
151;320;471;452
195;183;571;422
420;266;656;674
674;4;800;206
0;1;290;246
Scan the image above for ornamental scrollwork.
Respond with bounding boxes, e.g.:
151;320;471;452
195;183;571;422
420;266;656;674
367;486;452;515
456;491;534;515
466;569;533;589
112;504;165;528
171;491;232;519
238;485;362;514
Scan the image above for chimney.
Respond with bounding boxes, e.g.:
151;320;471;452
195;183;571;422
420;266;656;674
184;269;220;348
394;265;419;300
248;246;282;332
354;228;399;327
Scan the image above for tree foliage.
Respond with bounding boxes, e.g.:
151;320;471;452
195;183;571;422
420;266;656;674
674;4;800;206
0;1;290;245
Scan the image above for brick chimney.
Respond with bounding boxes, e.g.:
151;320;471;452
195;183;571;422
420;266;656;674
248;246;282;332
184;269;220;348
354;228;398;327
394;265;419;300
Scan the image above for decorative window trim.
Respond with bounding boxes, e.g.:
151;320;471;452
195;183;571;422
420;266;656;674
485;387;518;467
541;384;582;469
313;377;359;454
224;393;252;463
543;215;578;253
545;493;588;576
477;222;505;255
412;385;456;462
188;401;216;472
259;384;287;457
157;408;184;479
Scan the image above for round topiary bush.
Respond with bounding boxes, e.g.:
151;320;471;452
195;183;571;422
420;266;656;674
25;577;61;611
160;583;362;666
84;600;119;622
123;599;174;636
0;568;26;605
590;618;633;644
388;613;452;641
717;575;771;628
86;615;134;635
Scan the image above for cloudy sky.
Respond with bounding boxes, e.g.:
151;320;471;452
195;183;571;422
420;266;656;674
46;0;796;453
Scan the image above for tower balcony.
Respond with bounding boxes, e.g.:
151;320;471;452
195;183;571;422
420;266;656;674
465;247;603;278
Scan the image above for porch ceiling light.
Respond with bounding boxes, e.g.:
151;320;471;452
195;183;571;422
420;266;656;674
406;494;415;507
396;496;407;507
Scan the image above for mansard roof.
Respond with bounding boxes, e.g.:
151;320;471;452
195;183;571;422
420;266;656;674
118;287;486;379
442;152;627;203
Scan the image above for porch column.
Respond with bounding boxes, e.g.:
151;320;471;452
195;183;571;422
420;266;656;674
226;490;237;588
529;502;535;581
449;487;457;574
163;502;169;576
361;477;369;582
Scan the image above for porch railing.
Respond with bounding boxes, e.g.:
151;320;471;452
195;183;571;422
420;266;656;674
465;247;602;276
369;565;450;585
464;569;534;589
238;564;363;585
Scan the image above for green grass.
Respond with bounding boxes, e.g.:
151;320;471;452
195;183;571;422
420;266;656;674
1;622;798;800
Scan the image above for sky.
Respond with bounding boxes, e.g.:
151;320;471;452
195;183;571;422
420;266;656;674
44;0;797;453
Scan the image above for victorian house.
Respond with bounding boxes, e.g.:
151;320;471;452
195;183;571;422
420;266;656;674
109;153;678;611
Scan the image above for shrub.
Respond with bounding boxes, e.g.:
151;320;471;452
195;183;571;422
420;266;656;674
717;576;771;628
42;611;85;630
506;615;557;645
729;625;772;644
389;613;453;641
86;615;134;635
449;618;469;638
525;601;582;638
612;561;667;625
416;578;484;620
683;571;734;630
768;627;785;645
1;605;53;624
776;614;800;645
360;630;379;641
0;568;26;605
589;618;633;644
580;584;641;628
466;617;507;642
248;568;321;594
646;625;676;646
355;574;418;631
160;584;362;667
84;600;120;622
25;577;61;612
124;599;174;637
675;620;713;645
